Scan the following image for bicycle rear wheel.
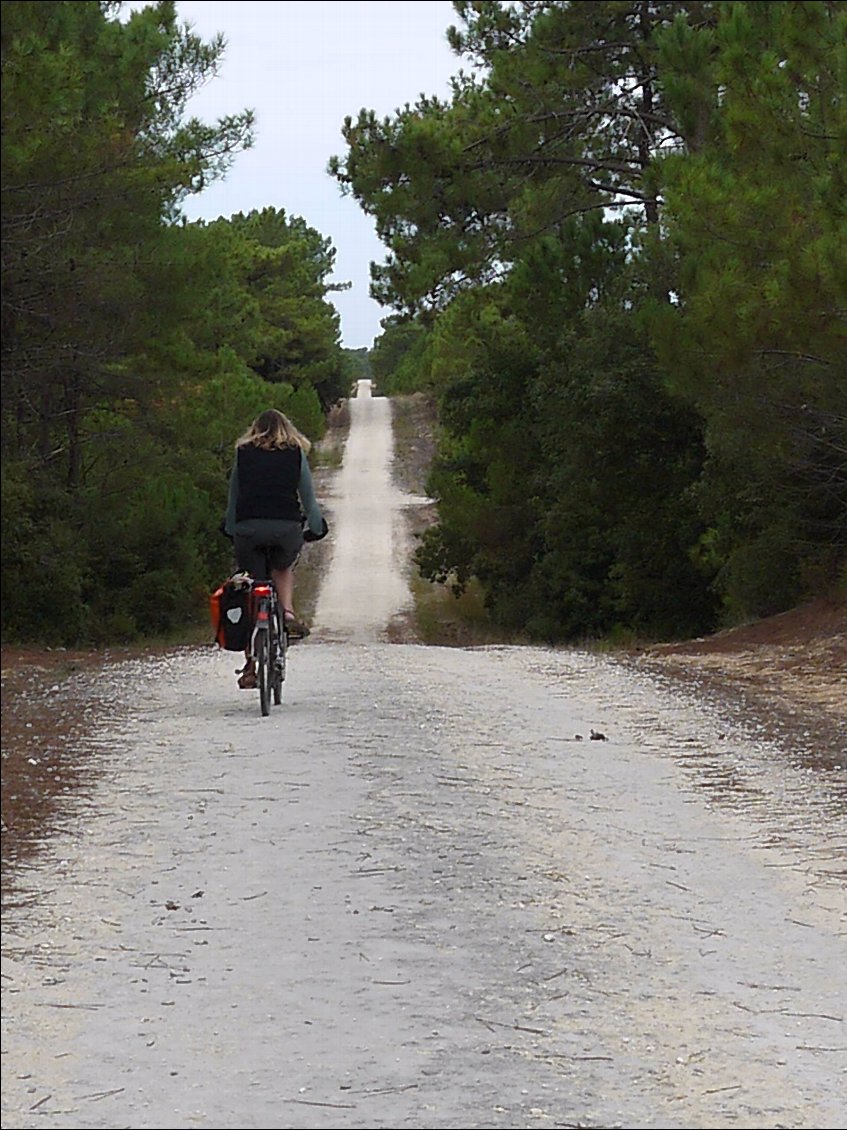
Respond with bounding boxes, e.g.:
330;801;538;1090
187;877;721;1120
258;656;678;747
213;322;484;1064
255;629;270;717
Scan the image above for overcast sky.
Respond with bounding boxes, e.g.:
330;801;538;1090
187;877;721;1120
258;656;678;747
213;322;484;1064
169;1;462;349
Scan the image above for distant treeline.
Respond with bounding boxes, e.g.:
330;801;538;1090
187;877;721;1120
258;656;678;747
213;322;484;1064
344;0;846;641
1;1;357;644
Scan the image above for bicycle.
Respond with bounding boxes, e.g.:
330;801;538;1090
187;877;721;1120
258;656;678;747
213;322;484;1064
249;571;288;717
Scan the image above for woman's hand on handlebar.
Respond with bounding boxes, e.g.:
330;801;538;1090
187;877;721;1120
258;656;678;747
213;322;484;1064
303;518;329;542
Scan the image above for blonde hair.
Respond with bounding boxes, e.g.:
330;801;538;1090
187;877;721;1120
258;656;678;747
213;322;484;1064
237;409;312;454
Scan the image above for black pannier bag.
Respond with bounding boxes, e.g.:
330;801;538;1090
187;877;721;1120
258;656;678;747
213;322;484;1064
210;576;253;651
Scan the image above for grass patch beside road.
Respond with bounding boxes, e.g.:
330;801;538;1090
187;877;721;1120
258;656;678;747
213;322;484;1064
411;574;522;647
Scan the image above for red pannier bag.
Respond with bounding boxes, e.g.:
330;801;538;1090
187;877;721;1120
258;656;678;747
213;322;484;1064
210;577;253;651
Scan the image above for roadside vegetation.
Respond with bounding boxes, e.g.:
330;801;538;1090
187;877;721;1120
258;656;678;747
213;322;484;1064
341;1;845;645
1;1;358;646
387;392;502;646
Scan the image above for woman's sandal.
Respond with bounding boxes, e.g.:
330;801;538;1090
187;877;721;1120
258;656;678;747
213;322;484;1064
237;659;257;689
282;609;310;639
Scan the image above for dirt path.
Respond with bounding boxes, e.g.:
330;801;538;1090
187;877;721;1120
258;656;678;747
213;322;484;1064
2;384;846;1130
312;379;417;641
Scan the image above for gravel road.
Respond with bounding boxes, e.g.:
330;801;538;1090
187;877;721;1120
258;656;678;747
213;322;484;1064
2;382;845;1130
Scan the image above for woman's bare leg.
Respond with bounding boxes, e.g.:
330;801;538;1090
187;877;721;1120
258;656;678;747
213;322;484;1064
271;566;310;636
272;566;295;614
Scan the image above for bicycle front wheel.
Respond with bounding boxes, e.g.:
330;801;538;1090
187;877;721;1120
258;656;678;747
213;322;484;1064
272;607;285;705
255;629;270;717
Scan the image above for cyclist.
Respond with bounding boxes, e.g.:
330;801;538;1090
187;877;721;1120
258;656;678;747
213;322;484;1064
224;408;327;688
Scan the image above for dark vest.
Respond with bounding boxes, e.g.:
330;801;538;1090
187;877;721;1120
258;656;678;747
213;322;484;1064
236;444;303;523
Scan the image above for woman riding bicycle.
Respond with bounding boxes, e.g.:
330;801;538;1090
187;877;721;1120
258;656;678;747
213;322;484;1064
224;408;326;688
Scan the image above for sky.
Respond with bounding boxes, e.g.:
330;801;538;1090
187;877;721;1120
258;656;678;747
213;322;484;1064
169;1;463;350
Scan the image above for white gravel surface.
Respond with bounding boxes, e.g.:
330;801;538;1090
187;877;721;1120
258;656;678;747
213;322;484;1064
2;382;845;1130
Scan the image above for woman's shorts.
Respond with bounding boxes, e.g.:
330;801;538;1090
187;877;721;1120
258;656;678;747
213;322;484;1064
233;519;303;580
